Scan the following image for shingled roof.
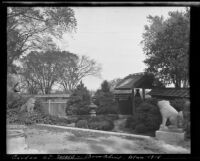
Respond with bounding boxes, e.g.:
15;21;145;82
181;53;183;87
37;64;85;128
115;72;154;90
148;88;190;98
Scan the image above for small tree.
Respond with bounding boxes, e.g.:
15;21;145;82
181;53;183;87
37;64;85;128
66;81;91;115
94;80;119;114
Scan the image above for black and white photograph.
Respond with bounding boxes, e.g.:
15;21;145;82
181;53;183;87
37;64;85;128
6;2;191;155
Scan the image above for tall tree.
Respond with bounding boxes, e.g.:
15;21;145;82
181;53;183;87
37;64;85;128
20;50;64;94
141;9;190;88
7;7;77;73
58;55;102;93
20;50;101;94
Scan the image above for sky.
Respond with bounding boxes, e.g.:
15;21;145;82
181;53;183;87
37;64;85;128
57;7;186;91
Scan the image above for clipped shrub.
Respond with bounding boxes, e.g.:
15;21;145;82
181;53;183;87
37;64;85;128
75;120;89;129
88;122;101;130
136;102;161;132
125;98;162;134
144;97;158;107
135;123;148;133
88;119;114;131
170;98;186;112
125;116;138;129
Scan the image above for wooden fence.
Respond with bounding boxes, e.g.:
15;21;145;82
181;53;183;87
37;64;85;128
41;100;67;117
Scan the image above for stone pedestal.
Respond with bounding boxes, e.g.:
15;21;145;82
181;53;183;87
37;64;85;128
156;129;185;144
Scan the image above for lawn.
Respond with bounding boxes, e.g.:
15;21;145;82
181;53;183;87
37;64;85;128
7;124;190;154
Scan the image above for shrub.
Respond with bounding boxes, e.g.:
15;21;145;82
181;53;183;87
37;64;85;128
107;114;119;121
170;99;186;112
125;116;137;129
94;80;119;114
66;81;91;115
136;102;161;132
134;97;143;108
75;120;89;128
144;97;158;107
135;123;148;133
7;105;72;126
183;100;190;138
34;99;44;113
125;98;162;134
88;119;114;131
7;91;28;109
96;103;119;115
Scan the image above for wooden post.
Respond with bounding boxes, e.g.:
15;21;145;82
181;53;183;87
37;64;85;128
132;89;135;115
142;88;145;101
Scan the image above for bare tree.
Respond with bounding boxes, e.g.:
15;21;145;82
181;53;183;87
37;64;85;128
59;55;102;93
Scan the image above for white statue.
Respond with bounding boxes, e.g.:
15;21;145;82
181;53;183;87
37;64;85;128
20;97;36;115
157;100;183;130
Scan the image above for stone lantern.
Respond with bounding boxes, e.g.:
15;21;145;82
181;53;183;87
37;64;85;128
89;100;97;117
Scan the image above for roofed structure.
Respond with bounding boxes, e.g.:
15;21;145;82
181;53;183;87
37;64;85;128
114;72;155;115
148;88;190;99
115;72;154;90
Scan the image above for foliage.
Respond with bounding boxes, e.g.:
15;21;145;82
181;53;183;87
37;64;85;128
94;80;119;114
88;116;114;131
7;7;77;73
66;81;91;115
7;105;71;126
20;50;101;94
143;97;158;107
101;80;110;93
75;120;89;129
170;98;186;112
20;50;75;94
88;120;114;131
135;123;149;133
7;91;28;109
125;98;162;134
134;97;143;108
74;115;115;131
183;100;190;138
141;9;190;88
125;116;138;129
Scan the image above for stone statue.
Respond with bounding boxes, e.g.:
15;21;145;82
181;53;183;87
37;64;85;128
20;97;36;115
157;100;183;130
